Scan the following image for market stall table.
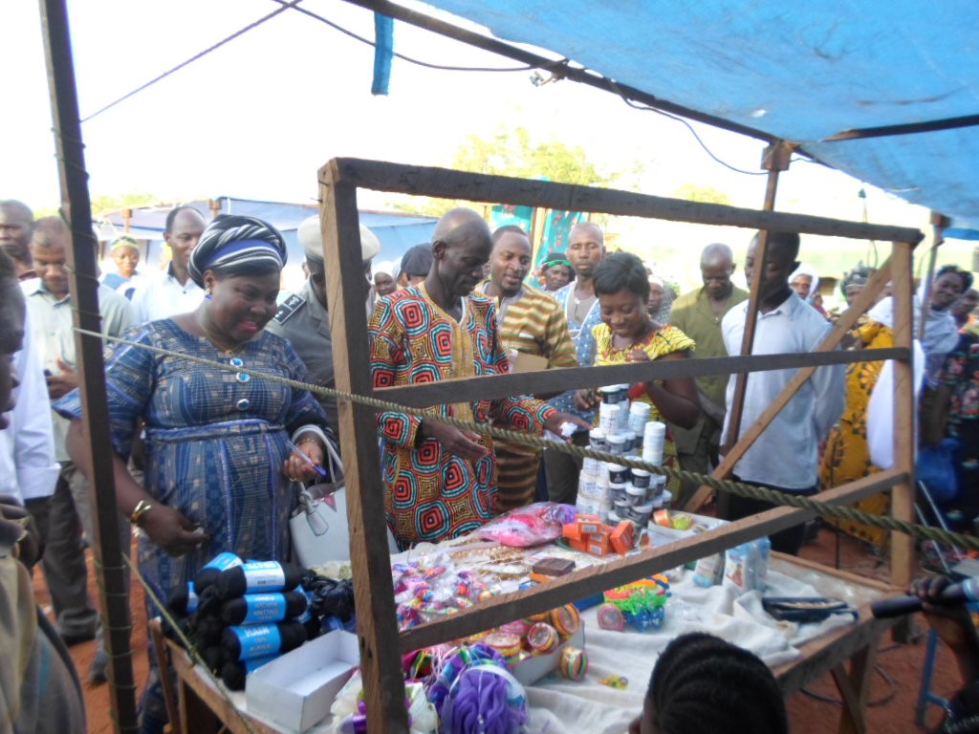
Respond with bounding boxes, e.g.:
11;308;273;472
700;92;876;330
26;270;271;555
157;544;900;734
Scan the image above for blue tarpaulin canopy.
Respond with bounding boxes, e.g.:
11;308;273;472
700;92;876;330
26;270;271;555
398;0;979;224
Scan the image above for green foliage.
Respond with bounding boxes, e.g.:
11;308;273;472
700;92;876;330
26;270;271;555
390;127;634;216
33;205;60;218
89;192;160;217
453;127;615;186
671;183;732;206
23;193;162;220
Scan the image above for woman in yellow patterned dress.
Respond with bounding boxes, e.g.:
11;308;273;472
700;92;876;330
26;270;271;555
819;310;893;545
575;253;701;498
819;292;931;545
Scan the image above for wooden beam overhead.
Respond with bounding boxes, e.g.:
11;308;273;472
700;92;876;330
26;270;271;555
328;158;924;243
377;347;909;407
825;113;979;142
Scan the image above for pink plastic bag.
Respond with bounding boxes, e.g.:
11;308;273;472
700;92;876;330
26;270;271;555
477;502;576;547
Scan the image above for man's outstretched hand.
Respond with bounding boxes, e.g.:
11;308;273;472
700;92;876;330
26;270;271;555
420;419;489;462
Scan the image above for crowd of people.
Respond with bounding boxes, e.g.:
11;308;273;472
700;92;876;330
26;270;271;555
1;195;978;732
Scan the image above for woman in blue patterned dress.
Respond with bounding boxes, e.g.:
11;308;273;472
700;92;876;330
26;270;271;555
58;216;331;732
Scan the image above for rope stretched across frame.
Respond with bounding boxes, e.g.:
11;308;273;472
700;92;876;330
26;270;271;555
76;328;976;552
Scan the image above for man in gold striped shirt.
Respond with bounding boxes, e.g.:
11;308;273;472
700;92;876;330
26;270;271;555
478;226;578;511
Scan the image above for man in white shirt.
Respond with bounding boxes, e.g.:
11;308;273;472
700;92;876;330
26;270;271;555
130;206;206;323
0;309;60;506
0;246;88;734
721;231;845;555
23;217;135;648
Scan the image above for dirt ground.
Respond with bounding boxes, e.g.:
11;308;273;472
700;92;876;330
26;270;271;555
785;529;960;734
34;543;150;734
37;527;963;733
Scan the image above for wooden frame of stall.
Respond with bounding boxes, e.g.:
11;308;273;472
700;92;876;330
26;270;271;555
318;157;922;732
34;0;926;729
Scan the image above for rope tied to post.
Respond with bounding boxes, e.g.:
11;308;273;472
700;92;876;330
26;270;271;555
75;327;979;553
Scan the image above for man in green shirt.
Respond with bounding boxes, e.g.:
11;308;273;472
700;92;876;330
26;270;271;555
669;243;748;508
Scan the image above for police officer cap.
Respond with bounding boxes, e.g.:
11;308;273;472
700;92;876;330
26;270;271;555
297;216;381;264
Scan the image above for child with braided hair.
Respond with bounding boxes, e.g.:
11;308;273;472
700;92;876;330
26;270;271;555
629;633;788;734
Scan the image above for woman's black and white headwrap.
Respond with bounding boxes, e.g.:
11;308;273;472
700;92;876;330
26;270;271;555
188;215;288;287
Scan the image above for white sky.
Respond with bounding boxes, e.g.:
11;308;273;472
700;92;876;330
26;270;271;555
2;0;973;287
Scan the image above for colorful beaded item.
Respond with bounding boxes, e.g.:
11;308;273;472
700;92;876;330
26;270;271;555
551;604;581;638
597;603;626;631
559;646;588;680
526;622;558;654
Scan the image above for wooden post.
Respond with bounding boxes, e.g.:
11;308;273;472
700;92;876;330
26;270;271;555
318;163;409;732
722;140;793;456
37;0;139;731
890;241;916;588
529;206;545;259
319;156;925;727
917;212;948;340
832;643;879;734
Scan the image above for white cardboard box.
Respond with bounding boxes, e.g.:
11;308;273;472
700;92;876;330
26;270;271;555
246;630;360;732
646;512;728;547
511;624;586;687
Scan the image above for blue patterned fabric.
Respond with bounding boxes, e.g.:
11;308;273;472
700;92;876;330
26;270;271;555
54;319;327;609
547;282;604;420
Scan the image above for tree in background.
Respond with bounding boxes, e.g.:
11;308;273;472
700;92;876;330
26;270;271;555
90;192;160;217
31;192;161;220
671;183;732;206
390;126;641;219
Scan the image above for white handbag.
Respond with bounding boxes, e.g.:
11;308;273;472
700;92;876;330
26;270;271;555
289;440;397;565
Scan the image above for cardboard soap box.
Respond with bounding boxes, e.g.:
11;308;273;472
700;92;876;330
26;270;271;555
511;625;586;687
646;512;728;547
246;630;360;732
